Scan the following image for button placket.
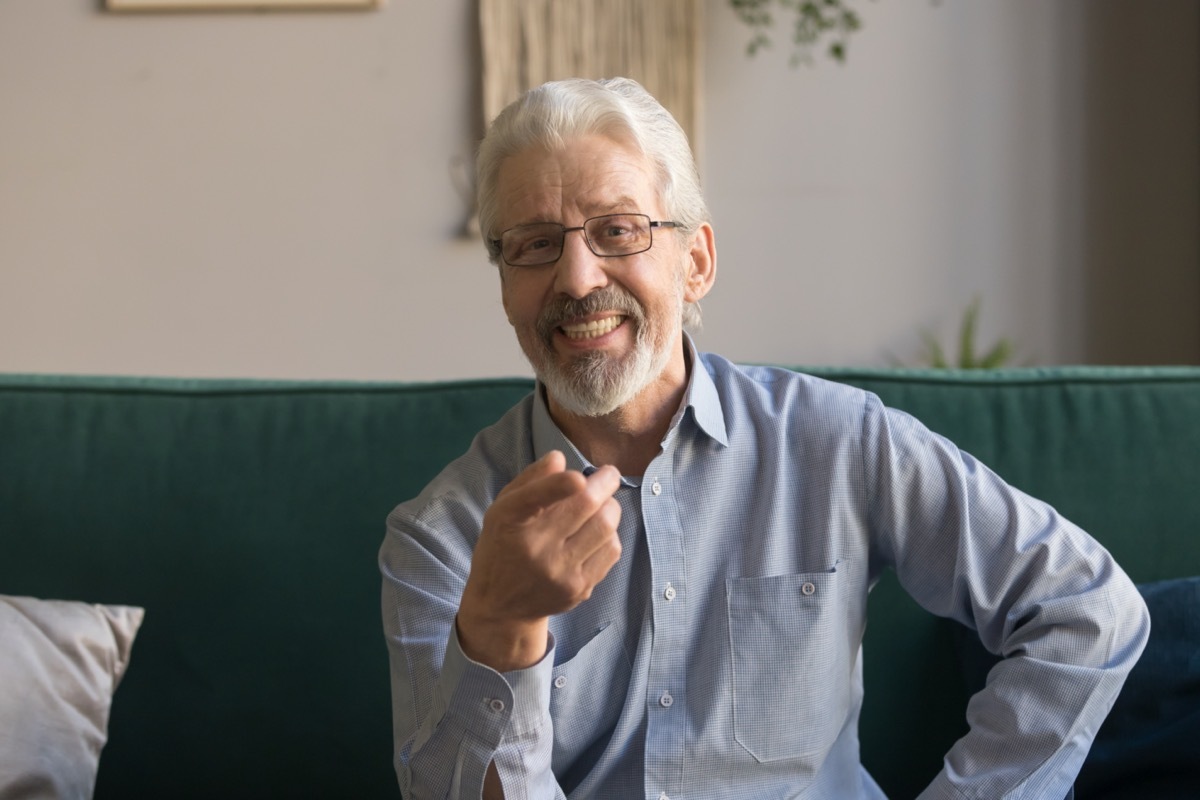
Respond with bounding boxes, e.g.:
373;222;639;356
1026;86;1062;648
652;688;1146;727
641;448;684;799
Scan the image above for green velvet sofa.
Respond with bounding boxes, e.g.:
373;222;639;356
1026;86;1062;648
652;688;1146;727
2;367;1198;798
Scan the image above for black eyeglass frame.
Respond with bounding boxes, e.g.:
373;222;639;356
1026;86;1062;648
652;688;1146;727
490;213;681;267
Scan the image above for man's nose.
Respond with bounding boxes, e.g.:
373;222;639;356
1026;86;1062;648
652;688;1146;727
553;229;609;299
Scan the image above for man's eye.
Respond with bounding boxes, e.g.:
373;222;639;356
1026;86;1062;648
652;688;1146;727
598;224;633;240
511;235;553;256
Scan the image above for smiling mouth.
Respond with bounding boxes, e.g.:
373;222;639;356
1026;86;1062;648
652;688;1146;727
560;316;626;340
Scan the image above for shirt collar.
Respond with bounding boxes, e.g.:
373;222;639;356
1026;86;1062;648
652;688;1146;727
682;334;729;448
531;333;729;476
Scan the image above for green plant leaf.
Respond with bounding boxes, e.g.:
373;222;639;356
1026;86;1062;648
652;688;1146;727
980;340;1013;370
747;33;771;55
920;330;948;369
734;0;870;66
956;296;981;369
915;296;1017;370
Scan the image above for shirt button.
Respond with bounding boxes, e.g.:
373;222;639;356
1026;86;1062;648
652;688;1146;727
802;581;817;596
554;675;567;689
651;479;662;496
663;583;676;602
659;794;670;800
488;698;505;712
659;691;674;708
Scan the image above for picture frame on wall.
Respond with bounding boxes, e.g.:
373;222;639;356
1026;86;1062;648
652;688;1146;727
106;0;381;10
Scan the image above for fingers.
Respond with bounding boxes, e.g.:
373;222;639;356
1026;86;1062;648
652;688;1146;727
499;456;622;530
577;531;623;595
471;456;624;618
534;464;621;537
495;451;579;519
498;450;567;497
585;464;622;496
569;496;623;585
500;470;587;522
563;471;621;552
560;470;623;593
519;449;567;482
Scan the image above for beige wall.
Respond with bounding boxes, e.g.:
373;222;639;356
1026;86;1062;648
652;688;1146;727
1;0;1196;381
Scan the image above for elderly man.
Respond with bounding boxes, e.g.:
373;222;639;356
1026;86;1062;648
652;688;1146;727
380;78;1148;799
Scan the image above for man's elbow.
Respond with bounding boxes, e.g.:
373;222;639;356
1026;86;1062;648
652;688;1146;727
1107;573;1151;674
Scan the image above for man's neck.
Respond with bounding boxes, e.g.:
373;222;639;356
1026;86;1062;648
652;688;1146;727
546;341;691;477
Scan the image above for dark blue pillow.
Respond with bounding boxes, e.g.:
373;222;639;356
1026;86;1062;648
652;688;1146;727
951;576;1200;799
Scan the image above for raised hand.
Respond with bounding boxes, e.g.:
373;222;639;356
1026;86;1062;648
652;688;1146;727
456;450;623;671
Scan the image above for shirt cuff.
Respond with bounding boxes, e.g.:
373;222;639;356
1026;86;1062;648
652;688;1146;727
438;623;557;743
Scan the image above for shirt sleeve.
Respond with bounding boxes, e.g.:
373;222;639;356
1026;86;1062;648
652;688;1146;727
380;510;565;800
860;395;1151;799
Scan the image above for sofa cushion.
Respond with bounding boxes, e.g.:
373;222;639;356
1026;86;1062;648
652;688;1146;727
952;576;1200;799
0;595;144;799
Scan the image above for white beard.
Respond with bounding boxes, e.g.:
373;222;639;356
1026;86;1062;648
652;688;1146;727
522;282;682;418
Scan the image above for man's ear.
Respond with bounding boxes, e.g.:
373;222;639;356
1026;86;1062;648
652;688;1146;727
682;222;717;304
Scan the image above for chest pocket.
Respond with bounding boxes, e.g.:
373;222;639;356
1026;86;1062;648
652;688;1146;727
548;622;631;775
726;562;854;767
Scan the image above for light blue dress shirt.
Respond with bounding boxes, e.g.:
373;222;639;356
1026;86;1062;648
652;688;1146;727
380;344;1149;799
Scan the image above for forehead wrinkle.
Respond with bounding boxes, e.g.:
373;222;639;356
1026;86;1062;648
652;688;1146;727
576;195;645;218
495;136;660;230
496;166;564;229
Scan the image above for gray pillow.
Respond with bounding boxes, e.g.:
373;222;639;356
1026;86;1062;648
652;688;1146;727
0;595;144;800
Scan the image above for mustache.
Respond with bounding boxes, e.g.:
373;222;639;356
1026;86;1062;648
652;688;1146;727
535;287;645;341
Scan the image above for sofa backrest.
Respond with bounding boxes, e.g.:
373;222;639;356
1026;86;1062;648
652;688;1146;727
0;375;531;798
2;367;1197;799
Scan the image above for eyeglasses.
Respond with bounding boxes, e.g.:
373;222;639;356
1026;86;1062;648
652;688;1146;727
491;213;680;267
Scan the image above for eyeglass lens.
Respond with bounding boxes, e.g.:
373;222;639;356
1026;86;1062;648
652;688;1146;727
501;214;653;266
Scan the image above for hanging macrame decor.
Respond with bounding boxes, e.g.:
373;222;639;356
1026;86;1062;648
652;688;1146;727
480;0;703;147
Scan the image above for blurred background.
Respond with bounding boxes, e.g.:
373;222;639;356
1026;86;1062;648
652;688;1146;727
1;0;1196;381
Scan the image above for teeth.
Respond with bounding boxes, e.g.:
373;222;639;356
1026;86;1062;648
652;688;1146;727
561;316;624;340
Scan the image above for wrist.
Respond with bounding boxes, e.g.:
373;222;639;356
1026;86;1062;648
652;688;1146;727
456;603;549;673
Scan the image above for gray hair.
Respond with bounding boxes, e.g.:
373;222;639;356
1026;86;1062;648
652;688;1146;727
477;79;708;329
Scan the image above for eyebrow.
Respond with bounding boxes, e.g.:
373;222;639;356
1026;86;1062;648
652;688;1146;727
584;197;641;216
504;197;646;230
